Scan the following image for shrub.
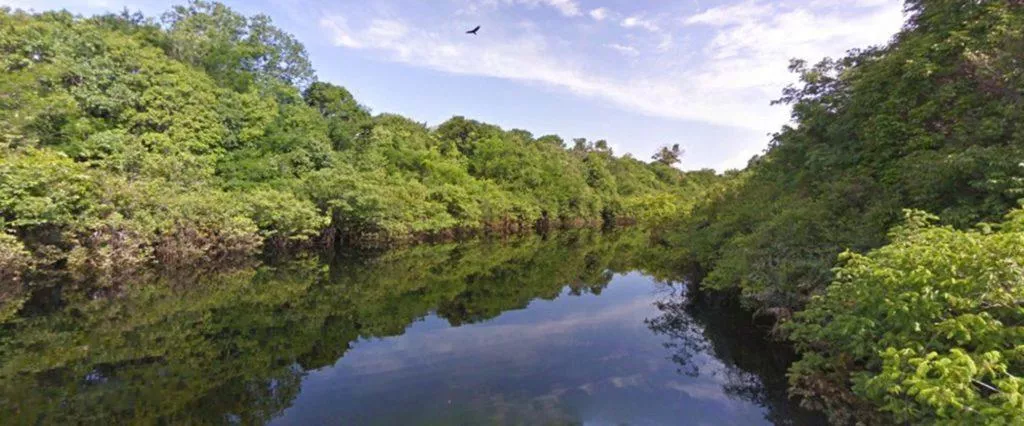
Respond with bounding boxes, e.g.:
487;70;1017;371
787;210;1024;424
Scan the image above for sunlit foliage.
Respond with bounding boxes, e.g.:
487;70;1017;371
0;2;713;319
788;210;1024;424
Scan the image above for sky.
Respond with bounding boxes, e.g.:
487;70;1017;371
5;0;907;170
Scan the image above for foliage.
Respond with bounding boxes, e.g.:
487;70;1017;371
0;2;713;322
162;0;315;90
668;0;1024;319
652;1;1024;422
652;143;683;166
787;209;1024;424
0;148;96;230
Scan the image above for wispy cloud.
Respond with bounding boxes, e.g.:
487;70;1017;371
320;15;361;48
492;0;581;16
455;0;582;17
534;0;581;16
682;0;904;94
606;43;639;56
684;0;773;27
620;15;660;32
588;7;609;21
320;0;901;139
320;14;761;131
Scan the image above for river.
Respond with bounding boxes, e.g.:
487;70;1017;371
0;229;824;425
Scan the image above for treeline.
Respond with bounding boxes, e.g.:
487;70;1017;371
0;2;715;312
661;0;1024;423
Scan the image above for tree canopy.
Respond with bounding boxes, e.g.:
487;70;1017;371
0;2;714;321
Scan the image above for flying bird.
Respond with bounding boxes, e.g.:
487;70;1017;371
466;25;480;35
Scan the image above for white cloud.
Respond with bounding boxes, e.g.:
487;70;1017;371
683;1;904;94
320;15;362;48
508;0;581;16
715;144;763;171
606;43;639;56
811;0;896;7
620;15;660;32
684;0;773;27
538;0;581;16
589;7;609;21
656;34;674;52
457;0;581;17
319;15;773;131
366;19;409;42
0;0;31;9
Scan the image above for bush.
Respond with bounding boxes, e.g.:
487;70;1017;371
240;188;329;241
0;148;97;231
787;210;1024;424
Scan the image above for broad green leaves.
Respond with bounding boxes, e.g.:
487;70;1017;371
788;210;1024;423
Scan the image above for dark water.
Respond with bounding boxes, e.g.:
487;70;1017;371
0;230;823;425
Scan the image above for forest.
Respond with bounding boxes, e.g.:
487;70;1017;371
659;0;1024;423
2;0;1024;424
0;2;715;321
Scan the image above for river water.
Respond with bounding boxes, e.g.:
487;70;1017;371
0;230;824;425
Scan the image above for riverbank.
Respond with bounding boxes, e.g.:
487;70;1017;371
1;214;646;324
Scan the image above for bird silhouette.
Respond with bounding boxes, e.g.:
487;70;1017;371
466;25;480;35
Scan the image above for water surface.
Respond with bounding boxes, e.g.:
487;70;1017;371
0;230;822;425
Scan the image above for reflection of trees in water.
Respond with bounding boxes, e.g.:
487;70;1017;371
1;228;666;425
647;298;707;377
645;292;826;426
177;364;305;425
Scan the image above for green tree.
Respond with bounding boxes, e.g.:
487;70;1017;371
652;144;682;166
162;0;315;90
302;81;372;150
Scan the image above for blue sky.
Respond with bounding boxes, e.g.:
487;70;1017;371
5;0;906;170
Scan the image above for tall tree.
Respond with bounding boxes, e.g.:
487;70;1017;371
302;82;371;150
162;0;315;91
652;144;682;166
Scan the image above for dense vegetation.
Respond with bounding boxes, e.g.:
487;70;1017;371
788;210;1024;424
5;0;1024;423
661;0;1024;423
0;2;714;322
